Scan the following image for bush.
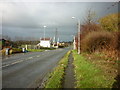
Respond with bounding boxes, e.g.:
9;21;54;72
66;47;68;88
81;23;102;40
12;48;22;53
81;31;113;53
115;31;120;51
98;13;119;32
2;48;6;56
113;31;120;58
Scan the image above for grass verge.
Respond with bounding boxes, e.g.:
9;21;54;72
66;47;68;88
12;48;22;53
27;48;56;52
27;49;44;52
72;50;115;88
44;51;71;88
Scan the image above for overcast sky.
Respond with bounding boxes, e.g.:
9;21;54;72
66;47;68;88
1;0;119;41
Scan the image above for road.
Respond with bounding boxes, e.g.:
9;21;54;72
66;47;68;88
2;47;70;88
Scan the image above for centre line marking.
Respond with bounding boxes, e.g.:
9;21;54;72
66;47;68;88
28;57;33;59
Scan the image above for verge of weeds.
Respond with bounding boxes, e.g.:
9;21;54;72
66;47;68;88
72;50;115;88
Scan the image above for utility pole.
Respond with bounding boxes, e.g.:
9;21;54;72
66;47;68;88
72;17;81;54
55;28;58;43
77;20;80;54
43;26;46;40
53;28;59;48
73;36;76;50
55;28;59;48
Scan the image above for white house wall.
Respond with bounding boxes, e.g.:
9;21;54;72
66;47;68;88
40;41;51;48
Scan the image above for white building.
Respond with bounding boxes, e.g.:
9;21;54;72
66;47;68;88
37;38;51;48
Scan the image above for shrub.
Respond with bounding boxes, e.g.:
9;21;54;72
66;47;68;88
98;13;119;32
12;48;22;53
2;48;6;56
81;23;102;40
115;31;120;51
111;31;120;58
81;31;113;53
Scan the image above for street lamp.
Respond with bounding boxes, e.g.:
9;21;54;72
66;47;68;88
72;16;80;54
71;35;76;50
43;25;47;40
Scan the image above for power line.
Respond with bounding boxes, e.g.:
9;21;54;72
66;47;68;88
105;2;118;12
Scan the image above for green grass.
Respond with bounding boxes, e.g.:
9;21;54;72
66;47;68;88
27;49;44;52
45;51;71;88
12;48;22;53
72;50;115;88
27;48;56;52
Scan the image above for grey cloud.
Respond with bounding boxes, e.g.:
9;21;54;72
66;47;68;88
2;2;118;41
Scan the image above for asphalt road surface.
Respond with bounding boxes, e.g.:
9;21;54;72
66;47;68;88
2;47;70;88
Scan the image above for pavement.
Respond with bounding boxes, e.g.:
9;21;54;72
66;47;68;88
2;47;70;88
63;52;75;88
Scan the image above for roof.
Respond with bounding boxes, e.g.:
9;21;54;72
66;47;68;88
40;38;51;41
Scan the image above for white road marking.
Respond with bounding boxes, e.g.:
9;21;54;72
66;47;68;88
37;55;40;57
2;64;10;68
28;57;33;59
2;59;24;68
11;60;24;65
2;56;37;68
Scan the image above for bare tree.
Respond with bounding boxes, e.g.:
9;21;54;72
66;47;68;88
84;8;97;24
